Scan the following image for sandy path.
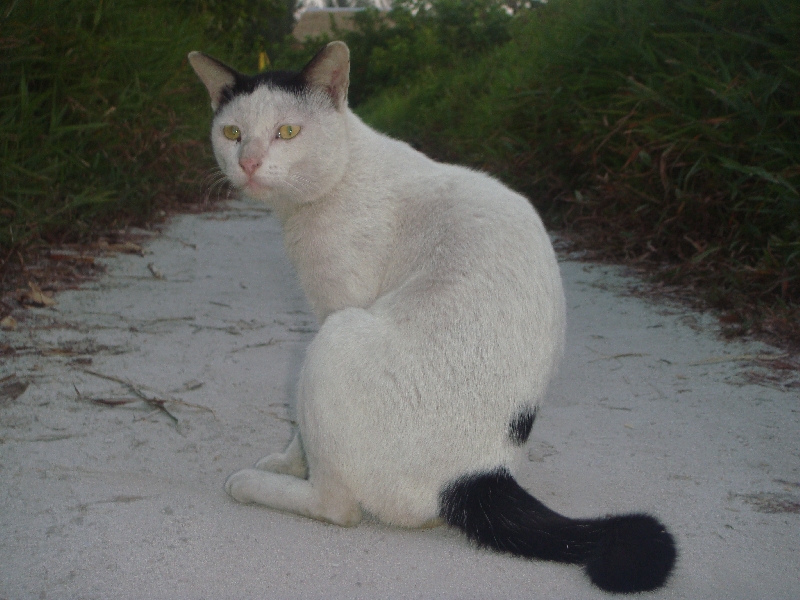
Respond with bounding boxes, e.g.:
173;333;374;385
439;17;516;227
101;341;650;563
1;202;798;599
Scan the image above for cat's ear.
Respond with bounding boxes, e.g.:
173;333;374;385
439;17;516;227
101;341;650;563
188;52;238;111
301;41;350;110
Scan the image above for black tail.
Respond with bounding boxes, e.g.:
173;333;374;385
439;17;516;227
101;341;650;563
440;469;676;594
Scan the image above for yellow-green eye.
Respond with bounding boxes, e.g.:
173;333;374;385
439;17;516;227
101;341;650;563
277;124;300;139
222;125;241;141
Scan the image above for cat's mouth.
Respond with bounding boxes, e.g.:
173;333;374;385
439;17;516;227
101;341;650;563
241;176;277;199
239;174;266;191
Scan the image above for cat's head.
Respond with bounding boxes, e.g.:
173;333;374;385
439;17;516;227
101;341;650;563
188;42;351;209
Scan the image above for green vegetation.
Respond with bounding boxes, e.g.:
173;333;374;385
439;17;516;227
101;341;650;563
357;0;799;338
0;0;295;260
2;0;797;342
2;0;201;253
342;0;516;106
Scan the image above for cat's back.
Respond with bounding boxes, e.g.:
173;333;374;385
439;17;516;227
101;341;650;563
354;119;563;320
341;117;566;393
296;110;565;362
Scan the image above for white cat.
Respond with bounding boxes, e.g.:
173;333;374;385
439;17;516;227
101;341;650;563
189;42;675;593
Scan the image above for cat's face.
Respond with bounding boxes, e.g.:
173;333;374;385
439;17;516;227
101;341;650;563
211;86;348;206
189;42;351;209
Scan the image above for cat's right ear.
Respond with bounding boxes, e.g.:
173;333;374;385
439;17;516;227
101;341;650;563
188;52;238;111
301;41;350;110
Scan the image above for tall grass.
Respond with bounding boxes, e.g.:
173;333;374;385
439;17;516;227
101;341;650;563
0;0;217;258
359;0;799;334
343;0;515;107
273;0;516;107
3;0;796;339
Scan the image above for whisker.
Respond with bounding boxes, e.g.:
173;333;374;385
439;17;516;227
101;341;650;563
202;167;224;186
201;168;236;203
285;173;315;195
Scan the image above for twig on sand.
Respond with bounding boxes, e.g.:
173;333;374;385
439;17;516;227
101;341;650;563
133;408;169;423
147;263;164;279
78;369;215;423
588;352;649;363
689;353;788;366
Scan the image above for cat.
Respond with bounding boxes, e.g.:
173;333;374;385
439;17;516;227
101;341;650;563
188;41;676;593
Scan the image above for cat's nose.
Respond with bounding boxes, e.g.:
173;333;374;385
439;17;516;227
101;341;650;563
239;157;261;177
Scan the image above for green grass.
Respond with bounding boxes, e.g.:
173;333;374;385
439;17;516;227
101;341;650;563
0;0;218;258
0;0;516;269
3;0;797;342
359;0;799;339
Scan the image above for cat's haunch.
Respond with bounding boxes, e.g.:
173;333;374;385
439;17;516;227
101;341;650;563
190;41;676;594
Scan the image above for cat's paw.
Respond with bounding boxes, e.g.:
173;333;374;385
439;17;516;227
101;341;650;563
255;453;307;478
254;453;288;472
225;468;263;504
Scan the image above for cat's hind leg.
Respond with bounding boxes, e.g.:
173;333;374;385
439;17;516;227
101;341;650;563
254;429;308;479
225;468;361;527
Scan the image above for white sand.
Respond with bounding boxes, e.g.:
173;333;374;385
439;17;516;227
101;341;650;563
1;202;798;599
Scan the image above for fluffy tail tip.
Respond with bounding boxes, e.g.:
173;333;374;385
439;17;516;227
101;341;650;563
584;513;676;594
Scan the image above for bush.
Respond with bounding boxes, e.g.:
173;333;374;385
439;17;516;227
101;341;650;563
0;0;300;259
340;0;515;106
192;0;298;70
0;0;217;253
359;0;800;326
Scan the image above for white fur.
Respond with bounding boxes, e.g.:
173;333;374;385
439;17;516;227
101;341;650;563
192;43;566;528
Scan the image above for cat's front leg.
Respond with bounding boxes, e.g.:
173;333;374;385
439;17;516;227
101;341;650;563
225;469;361;527
254;429;308;479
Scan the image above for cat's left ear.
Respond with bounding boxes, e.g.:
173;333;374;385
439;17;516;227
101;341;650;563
301;41;350;110
188;51;238;111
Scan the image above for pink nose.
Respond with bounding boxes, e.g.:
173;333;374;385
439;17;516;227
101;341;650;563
239;157;261;177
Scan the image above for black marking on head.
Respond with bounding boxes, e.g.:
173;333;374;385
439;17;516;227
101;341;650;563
508;406;537;446
217;69;308;113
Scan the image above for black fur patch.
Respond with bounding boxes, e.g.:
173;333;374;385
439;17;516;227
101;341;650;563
508;406;537;445
217;70;307;112
439;469;581;562
439;468;677;593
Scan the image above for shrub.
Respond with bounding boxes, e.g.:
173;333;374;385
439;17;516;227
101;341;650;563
359;0;800;324
0;0;300;259
0;0;217;253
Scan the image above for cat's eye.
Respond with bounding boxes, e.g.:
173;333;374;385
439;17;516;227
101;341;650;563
277;124;300;140
222;125;241;141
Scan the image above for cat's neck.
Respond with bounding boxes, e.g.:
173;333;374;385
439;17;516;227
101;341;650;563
276;111;425;320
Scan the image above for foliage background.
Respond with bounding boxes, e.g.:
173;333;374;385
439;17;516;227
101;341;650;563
1;0;797;342
0;0;297;255
355;0;799;339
